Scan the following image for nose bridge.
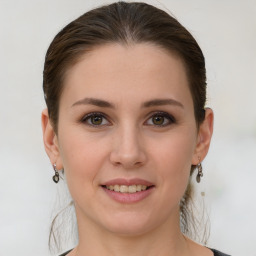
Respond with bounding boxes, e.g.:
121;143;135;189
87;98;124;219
110;121;146;168
121;124;139;153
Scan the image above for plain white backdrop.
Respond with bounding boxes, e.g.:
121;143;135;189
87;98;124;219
0;0;255;255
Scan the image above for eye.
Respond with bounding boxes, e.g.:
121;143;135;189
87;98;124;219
146;112;175;127
82;112;110;126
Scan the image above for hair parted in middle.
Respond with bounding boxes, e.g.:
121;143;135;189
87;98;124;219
43;1;209;250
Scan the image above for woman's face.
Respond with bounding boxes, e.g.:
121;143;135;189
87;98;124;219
52;43;203;235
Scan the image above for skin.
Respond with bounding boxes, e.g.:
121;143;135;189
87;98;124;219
42;43;214;256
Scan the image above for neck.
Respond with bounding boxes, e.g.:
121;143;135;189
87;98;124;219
74;207;190;256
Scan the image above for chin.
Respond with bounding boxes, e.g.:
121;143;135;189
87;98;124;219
107;224;152;237
100;212;158;236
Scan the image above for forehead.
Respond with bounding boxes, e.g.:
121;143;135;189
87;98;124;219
61;43;192;107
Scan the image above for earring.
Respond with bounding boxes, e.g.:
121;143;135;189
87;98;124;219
196;161;203;183
52;163;60;183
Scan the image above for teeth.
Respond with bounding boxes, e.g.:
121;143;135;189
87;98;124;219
120;185;128;193
105;184;149;193
114;185;119;192
128;185;136;193
137;185;142;192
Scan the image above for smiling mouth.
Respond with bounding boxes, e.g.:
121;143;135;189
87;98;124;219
102;184;154;193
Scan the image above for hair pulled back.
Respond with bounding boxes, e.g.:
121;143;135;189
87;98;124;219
43;1;208;250
43;1;206;132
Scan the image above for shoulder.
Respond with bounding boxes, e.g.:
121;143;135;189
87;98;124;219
59;249;73;256
59;248;231;256
210;248;231;256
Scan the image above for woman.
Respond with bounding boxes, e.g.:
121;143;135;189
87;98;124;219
42;2;230;256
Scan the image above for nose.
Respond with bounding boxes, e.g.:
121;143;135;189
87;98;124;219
109;126;147;169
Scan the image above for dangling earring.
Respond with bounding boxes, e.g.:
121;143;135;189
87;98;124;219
52;163;60;183
196;160;203;183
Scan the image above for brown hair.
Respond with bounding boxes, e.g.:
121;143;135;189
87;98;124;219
43;1;208;251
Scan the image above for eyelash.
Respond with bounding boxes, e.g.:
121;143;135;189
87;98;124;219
81;111;176;128
145;111;176;127
81;112;110;128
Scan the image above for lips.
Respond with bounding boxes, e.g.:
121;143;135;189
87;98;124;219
102;178;154;187
101;178;155;203
103;184;149;193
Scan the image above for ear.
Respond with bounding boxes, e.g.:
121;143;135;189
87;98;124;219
41;108;63;169
192;108;214;165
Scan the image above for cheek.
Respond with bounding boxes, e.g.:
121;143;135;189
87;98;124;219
57;128;109;198
164;136;194;175
150;128;196;198
152;127;196;171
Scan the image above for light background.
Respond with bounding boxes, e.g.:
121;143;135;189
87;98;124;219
0;0;255;255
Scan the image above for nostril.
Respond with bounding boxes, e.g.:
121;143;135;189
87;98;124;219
112;161;122;167
109;147;147;169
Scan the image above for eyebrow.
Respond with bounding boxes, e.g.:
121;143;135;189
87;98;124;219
71;97;184;109
72;97;115;108
142;98;184;108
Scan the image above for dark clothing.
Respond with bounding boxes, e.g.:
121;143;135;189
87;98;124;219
59;248;231;256
211;248;231;256
59;249;72;256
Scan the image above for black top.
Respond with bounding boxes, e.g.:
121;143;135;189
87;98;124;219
211;249;231;256
59;248;231;256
